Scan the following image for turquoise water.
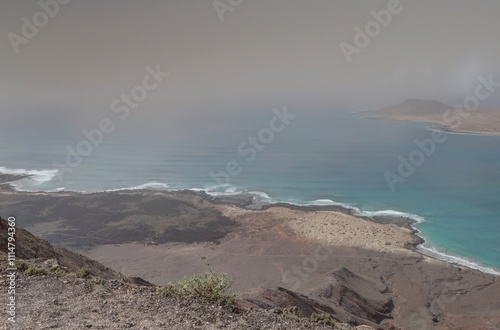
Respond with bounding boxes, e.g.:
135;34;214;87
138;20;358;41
1;109;499;273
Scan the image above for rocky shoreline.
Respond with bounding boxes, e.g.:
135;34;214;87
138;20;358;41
1;174;500;328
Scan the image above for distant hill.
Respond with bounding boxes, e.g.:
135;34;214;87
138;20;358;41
374;99;451;117
368;99;500;136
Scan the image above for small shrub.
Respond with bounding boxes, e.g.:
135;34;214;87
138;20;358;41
158;271;236;306
96;277;107;285
16;261;30;272
77;268;93;279
283;306;301;317
310;312;336;325
49;265;66;275
25;265;48;276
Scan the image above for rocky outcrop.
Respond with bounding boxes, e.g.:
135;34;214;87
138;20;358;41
244;268;394;329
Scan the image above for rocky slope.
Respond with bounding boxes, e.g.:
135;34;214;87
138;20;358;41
0;217;374;329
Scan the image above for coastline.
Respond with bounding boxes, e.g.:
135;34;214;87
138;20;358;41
426;125;500;137
3;172;500;328
213;196;500;276
1;172;499;277
365;115;500;137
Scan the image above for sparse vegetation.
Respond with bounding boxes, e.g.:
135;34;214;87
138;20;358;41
25;264;48;276
283;306;301;317
16;260;30;272
157;271;236;307
49;265;67;275
77;267;93;279
310;312;336;326
16;260;48;276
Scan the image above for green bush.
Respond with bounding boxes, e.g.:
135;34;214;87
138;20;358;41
49;265;67;275
16;260;30;272
310;312;336;325
77;268;93;279
158;271;236;306
25;264;48;276
283;306;301;317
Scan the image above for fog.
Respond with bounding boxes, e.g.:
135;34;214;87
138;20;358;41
1;0;499;136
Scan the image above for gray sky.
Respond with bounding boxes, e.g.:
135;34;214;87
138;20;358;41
1;0;499;129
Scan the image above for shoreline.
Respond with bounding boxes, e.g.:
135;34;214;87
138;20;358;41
365;115;500;137
426;125;500;137
195;194;500;276
2;173;499;277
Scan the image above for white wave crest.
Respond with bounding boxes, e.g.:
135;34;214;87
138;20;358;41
283;199;358;212
310;199;357;210
425;126;485;137
356;209;425;223
0;166;58;184
185;185;273;202
102;181;170;192
247;191;272;201
192;184;240;196
419;245;500;276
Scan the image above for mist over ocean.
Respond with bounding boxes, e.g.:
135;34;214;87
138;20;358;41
1;109;500;273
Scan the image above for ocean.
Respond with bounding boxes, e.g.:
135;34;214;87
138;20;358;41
1;109;499;274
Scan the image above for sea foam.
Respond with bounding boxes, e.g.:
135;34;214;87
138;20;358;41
355;209;425;223
419;245;500;276
0;166;59;184
101;181;170;192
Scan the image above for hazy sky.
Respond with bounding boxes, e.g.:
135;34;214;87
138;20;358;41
1;0;499;130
